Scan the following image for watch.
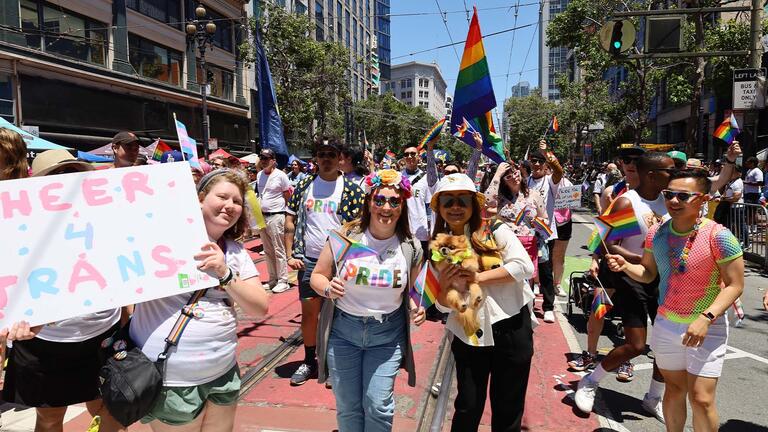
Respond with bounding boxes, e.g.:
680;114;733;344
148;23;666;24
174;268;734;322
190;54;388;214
701;311;716;323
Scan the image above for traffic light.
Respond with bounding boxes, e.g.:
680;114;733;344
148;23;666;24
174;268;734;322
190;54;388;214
609;21;624;55
599;20;635;56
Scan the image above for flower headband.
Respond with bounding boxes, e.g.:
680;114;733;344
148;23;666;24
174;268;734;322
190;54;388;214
363;169;412;199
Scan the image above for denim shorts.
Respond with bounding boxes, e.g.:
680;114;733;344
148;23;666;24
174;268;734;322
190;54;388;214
141;365;240;425
299;256;320;300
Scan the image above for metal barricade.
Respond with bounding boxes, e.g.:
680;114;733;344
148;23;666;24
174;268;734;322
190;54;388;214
727;202;768;269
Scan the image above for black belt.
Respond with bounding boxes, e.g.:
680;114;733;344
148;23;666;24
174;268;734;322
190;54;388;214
262;211;286;216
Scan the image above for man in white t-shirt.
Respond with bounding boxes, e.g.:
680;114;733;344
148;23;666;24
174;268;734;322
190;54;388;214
743;156;763;203
285;138;364;386
256;149;292;293
401;143;438;252
527;139;563;323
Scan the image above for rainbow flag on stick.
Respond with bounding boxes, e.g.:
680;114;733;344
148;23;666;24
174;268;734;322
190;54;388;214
151;139;172;161
449;7;505;163
513;209;528;226
713;113;740;145
418;118;446;152
592;287;613;319
532;217;553;240
600;207;641;242
410;262;440;308
328;230;378;268
587;217;612;254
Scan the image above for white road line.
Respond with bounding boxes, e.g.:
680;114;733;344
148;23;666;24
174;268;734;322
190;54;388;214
725;345;768;365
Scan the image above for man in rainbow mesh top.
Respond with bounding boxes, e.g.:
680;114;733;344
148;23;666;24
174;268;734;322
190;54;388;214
606;169;744;432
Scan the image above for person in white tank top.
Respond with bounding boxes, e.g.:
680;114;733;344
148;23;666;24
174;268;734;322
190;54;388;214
575;152;676;421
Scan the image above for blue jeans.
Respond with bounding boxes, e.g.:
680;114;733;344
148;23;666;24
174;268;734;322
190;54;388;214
327;307;406;432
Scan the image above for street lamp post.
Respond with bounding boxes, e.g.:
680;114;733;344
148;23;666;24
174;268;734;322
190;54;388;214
186;4;216;159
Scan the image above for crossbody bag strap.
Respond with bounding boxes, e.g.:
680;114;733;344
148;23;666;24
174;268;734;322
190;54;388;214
156;288;209;364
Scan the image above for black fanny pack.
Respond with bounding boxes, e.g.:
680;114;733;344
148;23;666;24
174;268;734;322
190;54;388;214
98;289;208;427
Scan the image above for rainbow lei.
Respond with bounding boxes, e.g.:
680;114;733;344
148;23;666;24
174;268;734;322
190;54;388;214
673;218;701;273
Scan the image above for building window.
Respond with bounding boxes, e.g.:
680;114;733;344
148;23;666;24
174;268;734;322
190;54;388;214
400;78;412;88
19;1;108;66
419;78;429;88
198;65;234;101
295;0;308;14
0;74;14;123
129;34;183;85
127;0;181;29
315;1;324;40
204;7;233;52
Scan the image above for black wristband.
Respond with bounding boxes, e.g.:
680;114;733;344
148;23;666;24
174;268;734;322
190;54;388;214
219;267;234;286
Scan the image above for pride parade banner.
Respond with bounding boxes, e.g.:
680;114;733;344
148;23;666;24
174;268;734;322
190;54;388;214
0;163;217;328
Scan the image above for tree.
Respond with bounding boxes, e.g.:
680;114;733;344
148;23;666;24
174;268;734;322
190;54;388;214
555;72;612;161
242;3;351;151
504;89;559;159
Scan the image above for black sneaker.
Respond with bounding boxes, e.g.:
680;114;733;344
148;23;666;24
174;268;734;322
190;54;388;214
567;351;596;372
290;362;317;386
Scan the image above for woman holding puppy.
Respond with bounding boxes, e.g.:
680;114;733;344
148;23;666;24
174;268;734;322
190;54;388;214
431;173;535;432
310;169;426;432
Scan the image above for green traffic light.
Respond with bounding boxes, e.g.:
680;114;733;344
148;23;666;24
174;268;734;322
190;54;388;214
613;41;622;49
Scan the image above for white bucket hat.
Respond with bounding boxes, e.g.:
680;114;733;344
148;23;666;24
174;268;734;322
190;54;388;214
430;173;485;211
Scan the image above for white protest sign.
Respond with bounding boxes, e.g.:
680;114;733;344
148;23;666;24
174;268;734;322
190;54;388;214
554;185;582;209
0;163;218;328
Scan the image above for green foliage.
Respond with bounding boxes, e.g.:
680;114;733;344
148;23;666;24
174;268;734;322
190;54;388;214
241;4;351;150
351;94;473;163
503;89;558;159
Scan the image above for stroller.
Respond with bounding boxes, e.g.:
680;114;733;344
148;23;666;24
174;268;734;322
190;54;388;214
566;270;623;338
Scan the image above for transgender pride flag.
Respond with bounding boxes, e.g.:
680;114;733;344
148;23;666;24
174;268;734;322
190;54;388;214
173;114;200;169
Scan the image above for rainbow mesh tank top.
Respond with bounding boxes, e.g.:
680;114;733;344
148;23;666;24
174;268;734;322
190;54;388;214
644;218;742;324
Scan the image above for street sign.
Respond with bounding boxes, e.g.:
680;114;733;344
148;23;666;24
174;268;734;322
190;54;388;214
733;68;766;110
599;20;635;54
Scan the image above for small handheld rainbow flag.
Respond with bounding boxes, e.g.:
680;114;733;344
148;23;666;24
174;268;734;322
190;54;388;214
410;262;440;308
384;150;396;160
453;117;470;138
548;116;559;134
418;118;446;152
587;217;612;254
152;140;172;161
513;209;528;226
713;113;740;145
532;217;553;240
592;286;613;319
328;230;379;268
600;207;641;242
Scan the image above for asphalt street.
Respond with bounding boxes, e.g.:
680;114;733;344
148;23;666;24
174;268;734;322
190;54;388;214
559;209;768;432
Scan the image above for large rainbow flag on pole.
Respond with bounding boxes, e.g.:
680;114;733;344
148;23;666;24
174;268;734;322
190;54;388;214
450;7;506;164
713;112;740;145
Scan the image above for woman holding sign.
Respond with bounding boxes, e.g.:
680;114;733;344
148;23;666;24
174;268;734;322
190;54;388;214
431;173;535;432
129;169;269;431
310;169;426;432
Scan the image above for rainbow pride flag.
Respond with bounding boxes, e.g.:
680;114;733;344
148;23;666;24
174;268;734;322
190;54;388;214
587;217;612;254
449;7;505;164
600;207;641;242
418;117;446;152
592;287;613;319
151;140;172;161
532;217;553;240
328;230;378;268
410;262;440;308
713;113;740;145
513;209;528;226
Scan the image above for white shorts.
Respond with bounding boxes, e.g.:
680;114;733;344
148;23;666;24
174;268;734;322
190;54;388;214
650;315;729;378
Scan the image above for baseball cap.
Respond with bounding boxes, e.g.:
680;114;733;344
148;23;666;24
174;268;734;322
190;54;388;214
160;150;184;163
618;146;646;156
430;173;485;211
314;138;340;153
31;149;94;177
667;150;687;163
259;148;276;159
112;131;139;146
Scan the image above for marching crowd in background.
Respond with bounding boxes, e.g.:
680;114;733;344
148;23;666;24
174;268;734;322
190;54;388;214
0;126;764;432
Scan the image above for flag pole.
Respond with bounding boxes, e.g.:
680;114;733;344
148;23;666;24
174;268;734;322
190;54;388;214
173;112;187;163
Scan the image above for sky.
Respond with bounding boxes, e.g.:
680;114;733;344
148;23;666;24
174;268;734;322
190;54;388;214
390;0;542;122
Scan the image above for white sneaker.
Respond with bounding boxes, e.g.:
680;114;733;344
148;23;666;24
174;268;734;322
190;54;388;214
556;284;567;297
271;282;292;293
533;284;541;295
543;311;556;323
642;393;665;423
574;376;598;413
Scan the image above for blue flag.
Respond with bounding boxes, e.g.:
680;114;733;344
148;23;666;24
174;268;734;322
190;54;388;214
255;29;288;167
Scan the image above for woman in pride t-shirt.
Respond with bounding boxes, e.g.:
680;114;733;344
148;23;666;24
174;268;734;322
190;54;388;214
130;170;269;430
310;169;426;432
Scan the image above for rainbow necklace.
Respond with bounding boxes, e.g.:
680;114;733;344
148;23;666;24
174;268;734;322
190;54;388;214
672;218;701;273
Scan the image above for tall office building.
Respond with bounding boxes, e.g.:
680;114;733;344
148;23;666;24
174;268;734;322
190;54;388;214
0;0;251;153
511;81;531;98
386;61;447;120
374;0;391;86
538;0;569;101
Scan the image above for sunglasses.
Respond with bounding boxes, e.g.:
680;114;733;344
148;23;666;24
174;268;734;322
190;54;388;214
620;156;639;164
529;159;546;166
661;189;704;203
404;152;418;157
259;154;273;160
439;194;473;208
653;168;678;175
317;151;338;159
503;171;519;180
372;195;402;208
444;169;459;175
